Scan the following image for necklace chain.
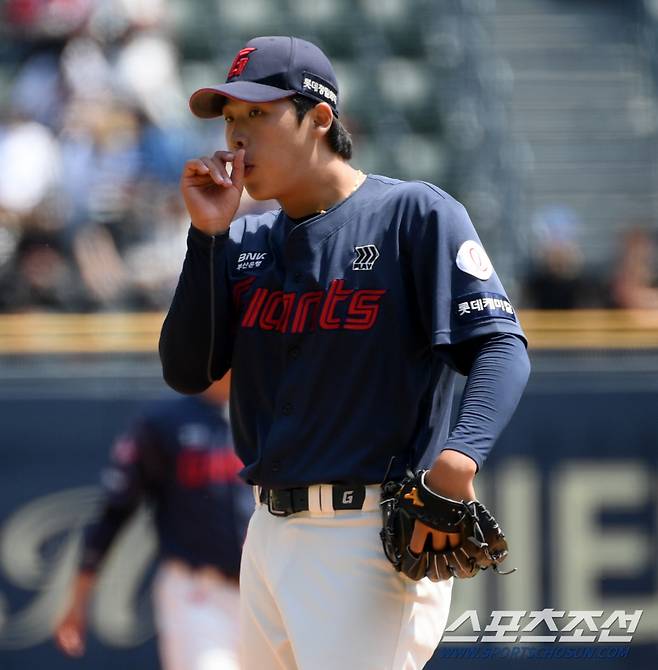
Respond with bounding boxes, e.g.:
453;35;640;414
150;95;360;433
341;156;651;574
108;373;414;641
318;170;364;215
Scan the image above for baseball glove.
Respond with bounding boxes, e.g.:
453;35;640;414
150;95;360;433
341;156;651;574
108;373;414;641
379;470;513;582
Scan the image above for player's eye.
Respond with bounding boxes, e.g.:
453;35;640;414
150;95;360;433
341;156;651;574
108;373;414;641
249;108;262;118
223;115;234;124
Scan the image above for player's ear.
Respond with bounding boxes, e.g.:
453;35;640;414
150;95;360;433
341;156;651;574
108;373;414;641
309;102;333;134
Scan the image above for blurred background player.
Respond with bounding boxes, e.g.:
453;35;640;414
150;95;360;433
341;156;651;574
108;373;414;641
54;376;252;670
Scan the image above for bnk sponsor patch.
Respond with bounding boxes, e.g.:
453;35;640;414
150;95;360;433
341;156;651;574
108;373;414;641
454;292;516;322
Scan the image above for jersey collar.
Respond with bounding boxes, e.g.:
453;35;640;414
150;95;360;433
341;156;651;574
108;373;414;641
276;174;372;257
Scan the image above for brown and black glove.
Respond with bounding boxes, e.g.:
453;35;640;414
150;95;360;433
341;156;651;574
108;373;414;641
380;470;513;582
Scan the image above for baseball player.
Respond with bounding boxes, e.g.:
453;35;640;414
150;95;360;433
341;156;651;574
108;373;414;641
159;36;531;670
54;378;253;670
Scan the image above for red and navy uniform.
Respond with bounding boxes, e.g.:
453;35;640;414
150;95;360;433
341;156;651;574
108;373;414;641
80;395;253;579
160;176;530;488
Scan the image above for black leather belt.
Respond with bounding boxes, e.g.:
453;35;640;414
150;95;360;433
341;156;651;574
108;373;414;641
259;484;367;517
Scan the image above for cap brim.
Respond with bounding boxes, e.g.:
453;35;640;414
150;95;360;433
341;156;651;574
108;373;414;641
189;81;297;119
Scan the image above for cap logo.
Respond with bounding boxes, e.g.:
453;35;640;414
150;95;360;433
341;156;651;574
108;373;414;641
227;47;257;79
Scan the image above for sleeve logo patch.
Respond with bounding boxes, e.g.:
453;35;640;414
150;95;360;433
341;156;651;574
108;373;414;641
454;292;516;322
456;240;493;280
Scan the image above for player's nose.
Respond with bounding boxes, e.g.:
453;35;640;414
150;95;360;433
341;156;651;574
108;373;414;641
227;138;247;155
227;129;248;153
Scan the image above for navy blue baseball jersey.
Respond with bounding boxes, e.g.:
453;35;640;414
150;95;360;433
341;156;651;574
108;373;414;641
80;395;254;579
160;175;526;487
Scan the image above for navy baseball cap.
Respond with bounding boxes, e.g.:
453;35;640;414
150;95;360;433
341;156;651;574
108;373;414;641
189;36;340;119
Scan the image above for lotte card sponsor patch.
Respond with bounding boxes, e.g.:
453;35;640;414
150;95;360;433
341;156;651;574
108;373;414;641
454;292;516;322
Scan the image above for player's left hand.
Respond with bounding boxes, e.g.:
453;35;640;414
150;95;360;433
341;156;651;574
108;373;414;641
407;449;480;578
424;449;477;501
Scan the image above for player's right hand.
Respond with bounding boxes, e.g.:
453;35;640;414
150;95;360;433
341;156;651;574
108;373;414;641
54;608;86;657
181;148;245;236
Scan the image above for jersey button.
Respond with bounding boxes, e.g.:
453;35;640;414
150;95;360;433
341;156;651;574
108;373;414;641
293;272;302;283
272;460;281;472
282;402;293;415
289;346;301;359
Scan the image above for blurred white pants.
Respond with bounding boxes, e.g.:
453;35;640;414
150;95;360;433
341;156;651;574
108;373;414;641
239;485;452;670
154;560;240;670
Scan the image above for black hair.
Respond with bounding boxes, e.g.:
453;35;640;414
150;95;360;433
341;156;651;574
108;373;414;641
290;95;353;160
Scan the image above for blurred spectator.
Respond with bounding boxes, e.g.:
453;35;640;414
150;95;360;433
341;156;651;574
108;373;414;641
10;50;65;128
522;204;602;309
0;0;199;313
610;227;658;309
0;118;60;215
72;224;128;308
5;0;92;37
0;231;87;311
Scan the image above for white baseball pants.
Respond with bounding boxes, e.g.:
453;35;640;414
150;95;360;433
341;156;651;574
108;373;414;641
153;560;241;670
239;484;452;670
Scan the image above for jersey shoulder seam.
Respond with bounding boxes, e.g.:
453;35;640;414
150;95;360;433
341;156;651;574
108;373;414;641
368;175;448;207
414;180;448;201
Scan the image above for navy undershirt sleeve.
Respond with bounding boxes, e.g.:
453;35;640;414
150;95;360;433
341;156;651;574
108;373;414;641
160;226;233;394
437;332;530;469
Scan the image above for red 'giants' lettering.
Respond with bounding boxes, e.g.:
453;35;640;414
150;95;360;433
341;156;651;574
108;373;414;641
291;292;323;333
319;279;354;329
237;279;386;333
344;290;386;330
